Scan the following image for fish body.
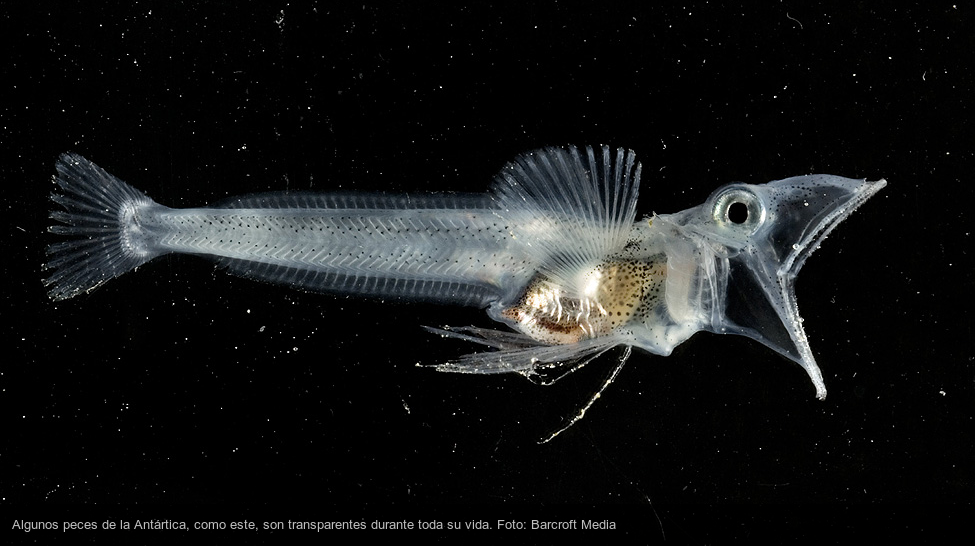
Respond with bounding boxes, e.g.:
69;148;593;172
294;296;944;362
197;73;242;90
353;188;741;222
46;147;885;418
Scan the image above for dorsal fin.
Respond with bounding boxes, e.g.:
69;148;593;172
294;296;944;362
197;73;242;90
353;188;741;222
491;145;642;289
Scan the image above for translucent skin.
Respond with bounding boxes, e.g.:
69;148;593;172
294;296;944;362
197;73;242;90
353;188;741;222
46;148;885;406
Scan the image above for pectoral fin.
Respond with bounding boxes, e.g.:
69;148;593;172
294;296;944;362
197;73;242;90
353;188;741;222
491;145;642;294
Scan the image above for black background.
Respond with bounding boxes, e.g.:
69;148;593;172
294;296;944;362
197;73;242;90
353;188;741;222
3;1;972;539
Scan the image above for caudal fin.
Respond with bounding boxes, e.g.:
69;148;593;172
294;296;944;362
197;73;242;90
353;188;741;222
44;153;160;301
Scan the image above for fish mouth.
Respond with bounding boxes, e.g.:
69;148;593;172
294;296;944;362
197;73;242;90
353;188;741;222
779;177;888;281
720;176;887;399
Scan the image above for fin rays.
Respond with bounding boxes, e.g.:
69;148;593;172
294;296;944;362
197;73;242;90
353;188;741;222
491;145;642;292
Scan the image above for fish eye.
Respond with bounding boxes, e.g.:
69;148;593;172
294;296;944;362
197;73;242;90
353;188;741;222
711;186;766;233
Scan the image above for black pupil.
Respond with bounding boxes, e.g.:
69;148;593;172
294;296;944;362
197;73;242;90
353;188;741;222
728;201;748;224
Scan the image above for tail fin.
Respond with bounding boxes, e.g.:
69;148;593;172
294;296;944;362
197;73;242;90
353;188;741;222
44;153;161;301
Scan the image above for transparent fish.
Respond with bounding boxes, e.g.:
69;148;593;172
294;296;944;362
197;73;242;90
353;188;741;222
45;147;885;440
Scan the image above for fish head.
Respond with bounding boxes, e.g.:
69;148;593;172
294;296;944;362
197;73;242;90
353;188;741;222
665;174;886;399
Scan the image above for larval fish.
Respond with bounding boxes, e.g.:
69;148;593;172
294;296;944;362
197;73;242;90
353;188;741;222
45;147;885;439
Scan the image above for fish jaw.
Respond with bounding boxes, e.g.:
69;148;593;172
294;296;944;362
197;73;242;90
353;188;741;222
719;175;886;399
661;175;887;399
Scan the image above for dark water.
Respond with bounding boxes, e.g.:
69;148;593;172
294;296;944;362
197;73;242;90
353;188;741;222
4;2;971;539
